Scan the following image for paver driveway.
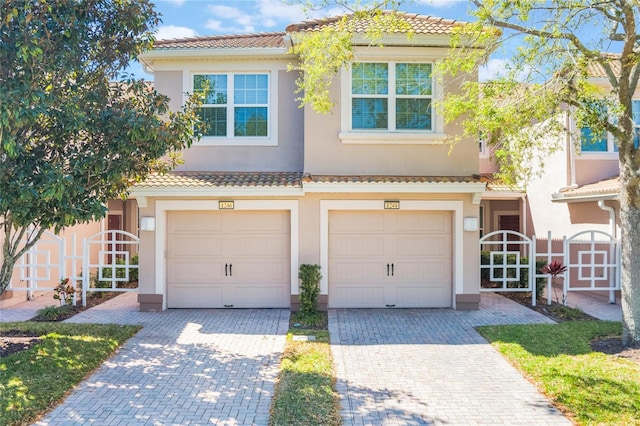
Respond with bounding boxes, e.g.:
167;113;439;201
329;294;572;425
35;293;289;426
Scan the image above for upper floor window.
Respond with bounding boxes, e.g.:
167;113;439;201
194;73;270;142
350;62;433;131
580;100;640;153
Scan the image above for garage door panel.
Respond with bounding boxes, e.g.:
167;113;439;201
233;286;289;308
223;211;288;233
168;284;223;308
227;236;289;258
329;210;452;308
330;236;386;258
331;211;385;233
168;261;224;283
167;210;290;309
395;211;451;233
331;286;385;308
332;261;385;283
169;211;222;232
170;235;223;258
230;261;289;283
394;284;450;308
396;236;451;257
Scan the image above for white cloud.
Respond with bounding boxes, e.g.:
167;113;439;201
203;1;339;34
156;25;198;40
417;0;465;8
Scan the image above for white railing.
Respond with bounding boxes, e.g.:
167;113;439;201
480;230;620;306
9;229;139;306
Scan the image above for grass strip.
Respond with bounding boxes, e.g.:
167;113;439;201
477;321;640;425
270;313;341;425
0;321;141;426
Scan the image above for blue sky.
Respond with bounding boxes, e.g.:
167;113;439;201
130;0;505;79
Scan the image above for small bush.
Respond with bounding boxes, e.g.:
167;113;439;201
298;264;322;315
36;305;72;321
97;254;139;288
481;251;547;296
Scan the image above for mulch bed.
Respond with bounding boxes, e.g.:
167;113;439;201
500;291;640;364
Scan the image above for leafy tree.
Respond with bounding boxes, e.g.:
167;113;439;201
440;0;640;347
291;1;640;346
0;0;202;294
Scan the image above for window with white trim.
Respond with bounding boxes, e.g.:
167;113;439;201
194;73;269;139
580;99;640;153
350;62;433;131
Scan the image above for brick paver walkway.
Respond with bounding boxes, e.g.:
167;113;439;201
329;293;571;425
34;293;289;426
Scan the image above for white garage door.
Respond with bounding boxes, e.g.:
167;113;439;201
329;210;452;308
167;210;290;308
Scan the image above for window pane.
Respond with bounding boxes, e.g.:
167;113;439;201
194;75;227;104
199;107;227;136
396;63;432;96
352;63;388;95
396;98;432;130
580;127;607;151
352;98;388;129
235;74;268;104
234;107;268;136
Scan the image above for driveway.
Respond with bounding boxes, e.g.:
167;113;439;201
35;293;289;426
329;293;571;425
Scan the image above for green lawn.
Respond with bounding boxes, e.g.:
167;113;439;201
270;313;341;426
477;321;640;425
0;322;140;426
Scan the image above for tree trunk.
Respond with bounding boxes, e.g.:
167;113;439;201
620;177;640;346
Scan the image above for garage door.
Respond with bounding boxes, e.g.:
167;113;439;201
167;210;290;308
329;210;452;308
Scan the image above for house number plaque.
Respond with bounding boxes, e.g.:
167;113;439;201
384;201;400;210
219;201;235;210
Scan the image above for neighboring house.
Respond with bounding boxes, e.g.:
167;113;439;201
480;58;625;243
131;13;486;312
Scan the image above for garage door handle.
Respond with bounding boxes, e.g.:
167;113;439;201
387;263;390;276
225;263;228;276
229;264;232;276
391;263;394;276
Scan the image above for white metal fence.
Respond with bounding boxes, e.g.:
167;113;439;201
9;229;139;306
480;230;620;306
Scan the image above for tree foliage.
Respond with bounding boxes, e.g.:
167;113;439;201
0;0;202;293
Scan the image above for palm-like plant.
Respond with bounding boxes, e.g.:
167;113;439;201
541;261;567;304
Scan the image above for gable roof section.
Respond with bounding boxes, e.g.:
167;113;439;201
285;12;463;35
153;32;287;50
136;171;303;188
586;53;622;79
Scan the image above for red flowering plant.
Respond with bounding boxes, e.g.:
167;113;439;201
540;261;567;303
53;278;76;307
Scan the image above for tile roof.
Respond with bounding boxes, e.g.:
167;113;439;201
586;53;622;79
153;32;286;49
135;171;303;188
286;12;464;35
557;175;620;199
303;175;481;185
479;173;524;192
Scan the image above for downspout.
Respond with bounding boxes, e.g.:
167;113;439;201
598;200;617;304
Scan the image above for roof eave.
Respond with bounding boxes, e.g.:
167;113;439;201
139;47;289;63
550;192;619;203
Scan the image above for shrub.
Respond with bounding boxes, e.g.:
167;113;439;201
36;305;72;321
53;278;76;307
98;254;139;287
298;264;322;315
481;251;547;296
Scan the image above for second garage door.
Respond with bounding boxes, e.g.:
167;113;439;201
166;210;290;308
329;210;452;308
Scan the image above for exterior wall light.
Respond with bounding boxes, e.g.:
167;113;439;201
140;217;156;231
463;217;479;232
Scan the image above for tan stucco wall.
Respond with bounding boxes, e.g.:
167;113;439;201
136;192;481;309
153;68;304;173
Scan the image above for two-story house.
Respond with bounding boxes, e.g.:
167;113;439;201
130;13;486;312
